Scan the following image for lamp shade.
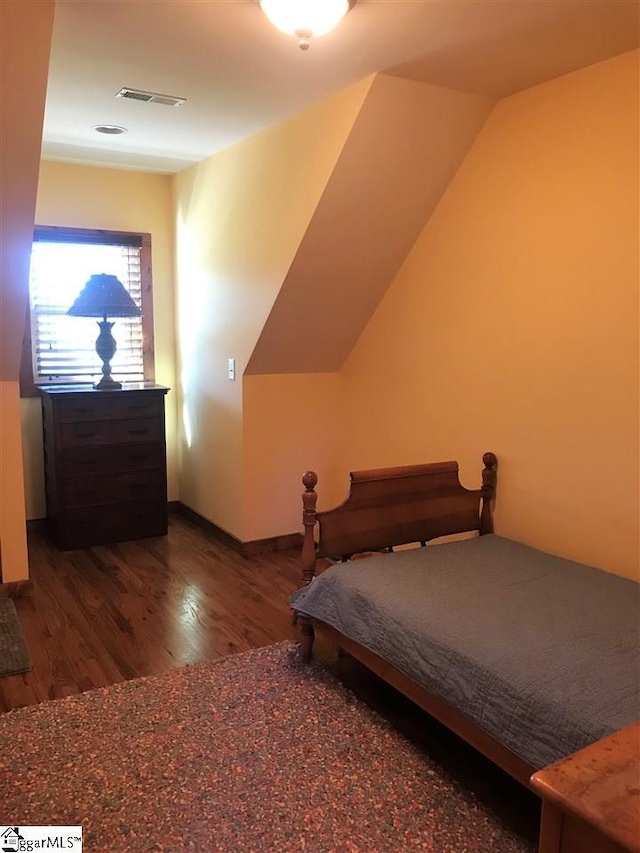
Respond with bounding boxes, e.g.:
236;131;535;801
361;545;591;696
67;273;141;319
260;0;351;38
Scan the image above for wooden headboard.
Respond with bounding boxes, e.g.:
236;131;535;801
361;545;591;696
301;453;497;583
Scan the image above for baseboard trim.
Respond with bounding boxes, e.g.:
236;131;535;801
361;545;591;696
175;503;244;553
0;579;35;598
174;502;302;556
26;518;47;535
27;503;302;557
242;532;303;556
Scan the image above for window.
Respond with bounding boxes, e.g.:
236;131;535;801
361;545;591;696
21;226;155;395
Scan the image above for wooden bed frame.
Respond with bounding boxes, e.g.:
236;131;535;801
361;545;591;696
294;452;540;788
294;455;640;853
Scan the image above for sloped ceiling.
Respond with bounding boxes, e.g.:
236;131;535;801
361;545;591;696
246;73;494;374
385;1;640;99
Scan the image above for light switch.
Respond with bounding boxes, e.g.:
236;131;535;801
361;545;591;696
228;358;235;381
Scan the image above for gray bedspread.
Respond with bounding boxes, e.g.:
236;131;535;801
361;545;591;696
290;535;639;769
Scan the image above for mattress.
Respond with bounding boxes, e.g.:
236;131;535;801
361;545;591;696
290;534;639;769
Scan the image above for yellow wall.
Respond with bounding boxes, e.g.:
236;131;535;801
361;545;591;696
243;374;343;539
22;161;178;518
338;51;639;579
174;78;372;540
1;382;31;582
0;0;54;582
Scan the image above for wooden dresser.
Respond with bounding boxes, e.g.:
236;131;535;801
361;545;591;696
531;722;640;853
38;384;169;550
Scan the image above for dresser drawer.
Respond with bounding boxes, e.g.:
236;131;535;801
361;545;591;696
62;468;166;508
60;417;163;448
61;444;165;476
57;499;168;549
39;384;169;550
56;394;163;422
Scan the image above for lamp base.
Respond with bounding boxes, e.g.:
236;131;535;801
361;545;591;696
94;377;122;391
94;319;120;391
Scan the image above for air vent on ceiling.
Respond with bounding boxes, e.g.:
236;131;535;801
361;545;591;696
116;88;186;107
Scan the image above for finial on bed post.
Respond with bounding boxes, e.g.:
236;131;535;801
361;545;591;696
480;452;497;535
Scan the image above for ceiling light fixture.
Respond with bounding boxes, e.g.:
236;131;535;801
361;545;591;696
93;125;127;135
259;0;355;50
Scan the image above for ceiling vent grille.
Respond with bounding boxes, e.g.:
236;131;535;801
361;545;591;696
116;88;186;107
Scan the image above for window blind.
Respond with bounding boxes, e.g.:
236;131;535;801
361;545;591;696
30;239;145;384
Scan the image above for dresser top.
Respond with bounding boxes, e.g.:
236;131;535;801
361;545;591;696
531;722;640;852
37;382;169;398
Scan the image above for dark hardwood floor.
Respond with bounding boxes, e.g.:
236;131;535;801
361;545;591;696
3;511;540;846
2;511;301;712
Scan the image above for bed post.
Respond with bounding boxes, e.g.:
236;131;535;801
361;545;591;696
480;452;497;535
301;471;319;586
297;471;319;662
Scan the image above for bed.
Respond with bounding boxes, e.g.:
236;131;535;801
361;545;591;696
289;453;639;795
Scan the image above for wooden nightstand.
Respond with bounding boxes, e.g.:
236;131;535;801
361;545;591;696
38;383;169;550
531;722;640;853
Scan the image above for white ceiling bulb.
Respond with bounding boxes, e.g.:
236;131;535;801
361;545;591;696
260;0;353;50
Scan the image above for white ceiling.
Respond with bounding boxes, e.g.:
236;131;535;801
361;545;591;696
42;0;639;174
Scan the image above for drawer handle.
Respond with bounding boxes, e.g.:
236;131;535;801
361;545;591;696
75;429;97;438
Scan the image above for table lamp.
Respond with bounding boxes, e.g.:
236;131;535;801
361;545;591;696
67;273;142;390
